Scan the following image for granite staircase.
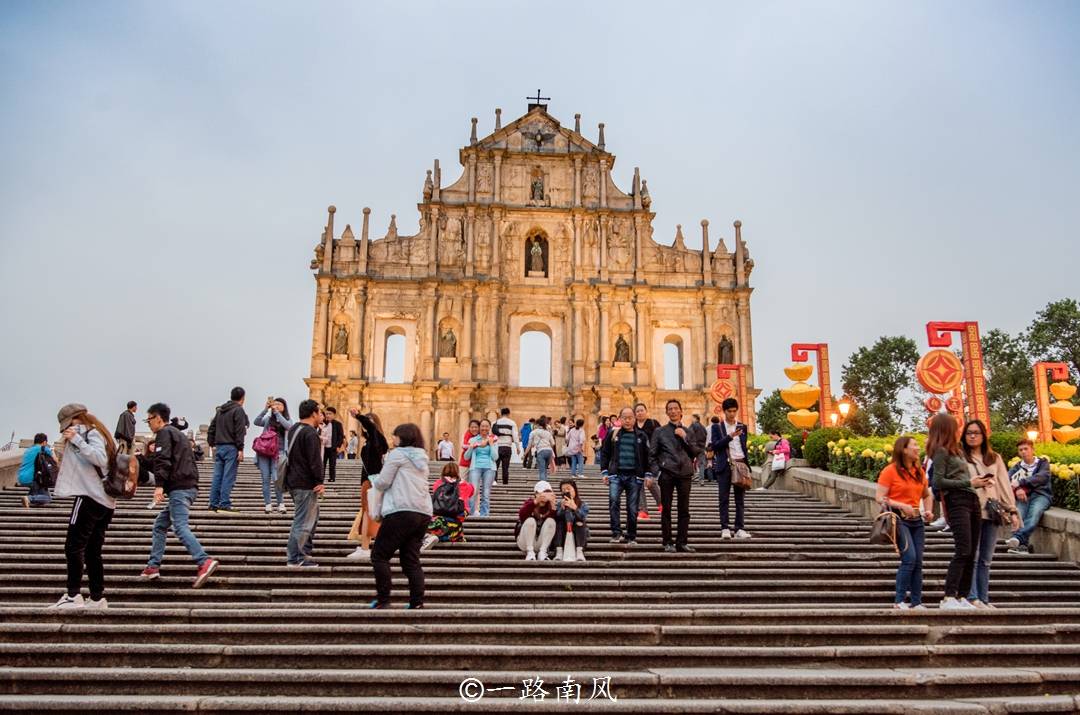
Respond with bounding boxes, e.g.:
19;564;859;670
1;460;1080;712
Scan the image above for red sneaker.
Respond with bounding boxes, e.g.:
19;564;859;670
637;510;650;520
193;558;219;589
139;567;160;581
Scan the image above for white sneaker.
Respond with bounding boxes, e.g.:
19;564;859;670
958;598;978;610
735;529;752;539
721;529;732;540
264;504;272;513
86;597;108;609
525;551;536;561
538;550;549;561
346;547;371;560
939;597;963;611
755;487;766;491
1005;537;1020;549
554;547;564;560
893;602;911;610
421;534;438;551
969;599;991;610
278;503;287;513
912;604;928;610
52;594;84;609
575;547;586;561
929;517;947;529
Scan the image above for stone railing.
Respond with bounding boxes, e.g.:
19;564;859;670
0;450;25;490
755;463;1080;565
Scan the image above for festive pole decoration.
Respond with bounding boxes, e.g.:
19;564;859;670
712;363;750;429
923;321;991;432
1034;362;1079;444
789;343;833;428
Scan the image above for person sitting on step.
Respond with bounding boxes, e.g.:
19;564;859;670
516;480;558;561
423;462;474;550
554;479;589;561
1006;439;1052;555
760;430;791;490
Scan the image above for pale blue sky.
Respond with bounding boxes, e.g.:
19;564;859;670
2;0;1078;441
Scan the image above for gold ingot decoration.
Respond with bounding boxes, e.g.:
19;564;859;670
1049;400;1080;427
784;364;814;382
1050;382;1077;401
1051;426;1080;445
781;382;821;410
787;409;819;430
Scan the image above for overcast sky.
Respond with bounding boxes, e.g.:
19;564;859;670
2;0;1078;443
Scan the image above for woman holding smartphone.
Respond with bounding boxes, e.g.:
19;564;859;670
962;419;1019;609
464;419;499;517
929;414;982;610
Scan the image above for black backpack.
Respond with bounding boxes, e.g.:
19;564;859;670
34;449;59;489
432;480;464;518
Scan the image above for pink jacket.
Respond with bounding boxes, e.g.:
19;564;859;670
771;439;791;458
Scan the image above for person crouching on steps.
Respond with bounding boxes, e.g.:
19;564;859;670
423;462;474;550
516;481;558;560
555;479;589;561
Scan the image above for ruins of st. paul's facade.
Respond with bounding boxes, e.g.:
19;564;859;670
305;101;759;445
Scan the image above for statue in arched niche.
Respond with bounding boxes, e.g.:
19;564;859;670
439;327;457;359
719;335;735;365
615;333;631;363
333;324;349;355
528;236;547;275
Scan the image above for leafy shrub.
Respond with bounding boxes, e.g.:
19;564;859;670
989;431;1023;462
804;428;850;469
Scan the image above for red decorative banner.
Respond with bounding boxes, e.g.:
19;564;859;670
715;363;750;429
924;321;991;434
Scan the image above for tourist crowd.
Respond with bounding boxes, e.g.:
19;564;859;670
23;390;1054;611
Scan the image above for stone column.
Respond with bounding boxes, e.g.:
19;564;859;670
572;297;583;362
572;215;582;282
320;205;335;274
428;208;439;275
598;291;610;364
491;210;502;280
355;285;368;378
599;159;608;208
739;293;754;383
573;156;582;207
599;216;609;282
633;216;644;282
463;289;475;362
702;303;713;381
359;208;370;275
701;220;712;286
312;280;331;366
734;220;746;288
467;154;477;203
421;408;433;449
424;288;437;377
493;154;502;204
465;208;476;277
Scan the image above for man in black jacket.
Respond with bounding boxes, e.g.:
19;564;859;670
322;407;345;483
206;386;248;513
649;399;706;553
711;397;751;540
114;401;137;454
138;403;219;589
600;406;653;546
286;399;325;567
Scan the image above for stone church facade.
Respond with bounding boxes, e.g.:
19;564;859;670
305;102;758;447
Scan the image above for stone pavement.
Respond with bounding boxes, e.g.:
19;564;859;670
1;460;1079;712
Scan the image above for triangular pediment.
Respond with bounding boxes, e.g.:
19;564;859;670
475;106;605;155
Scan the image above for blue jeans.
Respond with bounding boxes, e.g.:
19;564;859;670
255;453;283;506
209;444;239;509
968;519;999;603
469;467;496;517
895;517;925;606
608;475;642;540
1013;493;1051;546
147;488;209;568
537;449;554;481
287;489;319;565
28;481;52;505
569;453;584;476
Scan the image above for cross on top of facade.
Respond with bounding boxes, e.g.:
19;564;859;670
527;89;550;109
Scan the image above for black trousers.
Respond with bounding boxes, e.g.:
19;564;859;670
497;446;512;485
554;513;589;550
65;496;114;601
716;464;747;530
371;511;429;608
659;474;692;547
943;490;981;598
323;448;337;482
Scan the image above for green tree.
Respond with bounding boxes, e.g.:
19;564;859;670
841;336;920;434
756;389;798;435
1027;298;1080;380
982;328;1036;431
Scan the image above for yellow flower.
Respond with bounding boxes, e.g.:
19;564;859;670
827;441;836;449
837;439;848;446
874;451;886;460
861;449;874;458
844;447;853;455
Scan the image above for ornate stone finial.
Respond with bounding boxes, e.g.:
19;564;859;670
362;207;371;216
734;219;742;229
574;113;581;133
495;108;502;131
470;117;478;145
387;214;398;239
327;205;336;215
423;169;434;201
598;122;606;149
641;180;651;209
674;224;686;249
700;220;710;253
